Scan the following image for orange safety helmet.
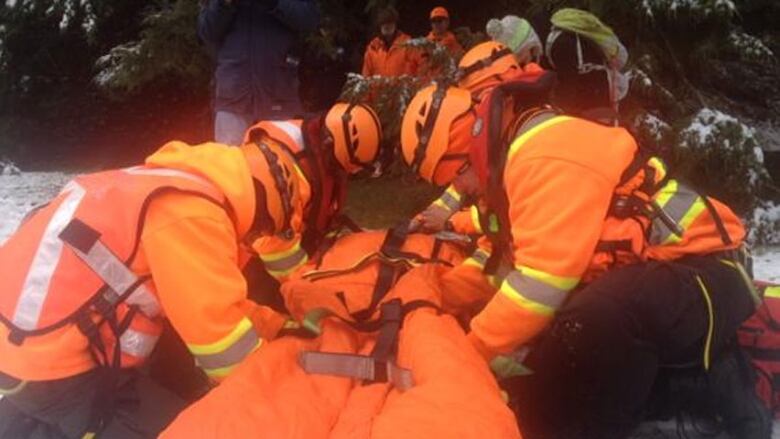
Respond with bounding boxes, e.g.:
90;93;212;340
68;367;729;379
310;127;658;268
324;102;383;174
401;84;475;186
240;141;300;237
458;41;519;92
430;6;449;20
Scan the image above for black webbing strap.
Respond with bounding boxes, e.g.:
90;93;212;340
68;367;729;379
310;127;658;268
298;299;440;391
700;195;733;246
351;224;411;322
370;299;403;382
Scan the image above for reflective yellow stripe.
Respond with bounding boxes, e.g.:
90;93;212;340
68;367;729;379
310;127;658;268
662;198;706;245
470;205;483;234
508;116;574;158
261;240;304;263
519;265;580;291
695;275;714;371
261;241;308;277
500;280;555;315
648;156;667;182
499;266;579;316
463;249;489;268
765;286;780;299
187;317;255;356
433;186;463;212
654;179;677;208
201;339;262;379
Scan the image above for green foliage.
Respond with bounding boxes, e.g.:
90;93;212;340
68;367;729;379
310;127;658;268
338;37;461;169
671;108;770;214
94;0;210;93
345;174;439;228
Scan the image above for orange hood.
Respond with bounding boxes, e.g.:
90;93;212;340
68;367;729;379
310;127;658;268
145;141;256;237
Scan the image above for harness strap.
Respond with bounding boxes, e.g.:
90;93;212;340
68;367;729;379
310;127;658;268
700;195;733;246
298;299;440;391
299;352;415;391
351;224;411;321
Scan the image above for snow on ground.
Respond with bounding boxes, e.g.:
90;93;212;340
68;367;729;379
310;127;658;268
1;172;779;438
0;172;73;245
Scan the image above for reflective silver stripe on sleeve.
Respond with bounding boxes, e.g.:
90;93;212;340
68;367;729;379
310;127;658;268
270;121;305;149
119;328;160;358
262;247;308;274
649;186;699;245
438;191;461;212
193;328;260;370
471;249;489;266
504;269;569;309
13;183;86;330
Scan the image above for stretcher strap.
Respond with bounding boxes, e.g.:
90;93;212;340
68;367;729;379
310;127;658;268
298;351;415;391
352;225;411;321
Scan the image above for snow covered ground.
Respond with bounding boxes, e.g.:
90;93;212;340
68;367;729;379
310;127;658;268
1;171;779;438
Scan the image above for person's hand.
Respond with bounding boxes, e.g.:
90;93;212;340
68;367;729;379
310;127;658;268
418;205;452;233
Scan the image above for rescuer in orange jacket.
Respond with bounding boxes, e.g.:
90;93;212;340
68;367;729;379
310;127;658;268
362;6;418;78
400;9;765;438
0;141;303;438
427;7;463;58
242;103;382;282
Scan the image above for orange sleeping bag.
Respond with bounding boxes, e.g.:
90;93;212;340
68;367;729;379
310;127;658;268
162;230;522;438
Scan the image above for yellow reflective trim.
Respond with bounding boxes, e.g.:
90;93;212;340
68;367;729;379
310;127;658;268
82;433;96;439
261;240;304;263
662;198;706;245
518;265;580;291
266;253;309;277
500;279;555;316
648;156;667;182
187;317;254;356
463;258;485;269
470;205;483;234
694;275;714;371
203;338;262;379
508;116;574;158
765;286;780;299
445;185;462;201
0;379;26;396
654;179;678;209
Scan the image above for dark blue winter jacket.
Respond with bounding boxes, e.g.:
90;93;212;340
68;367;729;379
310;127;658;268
198;0;319;121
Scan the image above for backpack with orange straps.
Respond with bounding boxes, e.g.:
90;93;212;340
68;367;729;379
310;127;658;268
738;281;780;417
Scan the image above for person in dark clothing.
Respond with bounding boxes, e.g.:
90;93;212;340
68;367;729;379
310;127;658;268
198;0;320;145
298;17;353;112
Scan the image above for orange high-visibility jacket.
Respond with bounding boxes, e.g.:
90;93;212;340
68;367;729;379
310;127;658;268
467;116;745;360
0;142;282;382
362;32;419;77
162;231;522;439
243;119;349;280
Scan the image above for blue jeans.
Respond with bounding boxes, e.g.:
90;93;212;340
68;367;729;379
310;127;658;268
214;111;249;146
